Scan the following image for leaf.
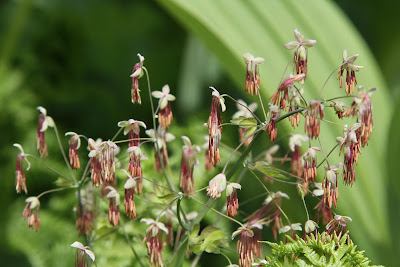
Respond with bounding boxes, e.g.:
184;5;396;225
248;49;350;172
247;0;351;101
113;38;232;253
251;161;288;180
188;224;227;254
157;0;392;264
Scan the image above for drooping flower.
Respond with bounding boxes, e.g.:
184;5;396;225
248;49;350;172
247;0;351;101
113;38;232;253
130;53;145;104
100;141;118;182
279;223;302;241
345;86;375;147
302;147;321;183
313;183;333;225
243;53;265;96
179;136;200;196
118;119;146;193
22;197;40;231
36;106;54;158
337;50;363;95
152;85;176;129
304;219;319;240
105;186;120;226
207;173;227;199
232;100;258;146
71;241;95;267
265;104;280;142
284;29;316;80
304;100;324;139
76;186;95;236
13;144;30;194
88;138;103;187
325;214;352;243
322;163;343;209
337;123;361;186
288;134;308;178
288;86;305;128
146;127;175;172
207;87;225;167
122;170;137;219
270;73;305;111
202;135;212;171
65;132;82;169
226;182;241;218
141;218;169;267
232;225;262;267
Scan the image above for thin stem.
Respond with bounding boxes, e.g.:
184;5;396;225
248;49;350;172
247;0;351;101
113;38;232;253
176;197;190;231
317;143;340;168
113;137;154;144
255;84;268;122
165;236;188;266
222;127;264;174
319;118;346;128
317;136;330;168
293;85;308;105
325;95;355;102
191;197;244;227
111;127;123;142
122;222;145;267
221;252;233;266
37;186;76;199
78;158;92;185
223;94;262;124
27;154;73;183
317;64;343;99
247;163;302;185
301;195;310;220
91;228;119;243
143;66;175;192
53;123;77;183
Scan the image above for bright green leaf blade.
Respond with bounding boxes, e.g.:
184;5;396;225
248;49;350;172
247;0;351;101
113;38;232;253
158;0;392;264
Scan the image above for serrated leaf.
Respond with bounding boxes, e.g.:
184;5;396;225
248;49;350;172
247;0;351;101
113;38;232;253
251;161;288;180
157;193;178;203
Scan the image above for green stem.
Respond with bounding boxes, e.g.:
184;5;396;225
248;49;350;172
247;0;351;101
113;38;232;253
53;123;77;183
176;196;190;231
27;154;73;183
37;186;76;199
122;223;145;267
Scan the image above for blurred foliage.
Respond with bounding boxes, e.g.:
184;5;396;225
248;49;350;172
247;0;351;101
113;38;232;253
0;0;399;266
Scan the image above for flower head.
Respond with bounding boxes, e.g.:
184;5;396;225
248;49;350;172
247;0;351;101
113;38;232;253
13;144;30;194
304;100;324;139
146;126;175;172
141;218;169;267
36;106;54;158
71;241;95;267
122;170;137;219
233;100;258;146
270;73;305;111
325;214;352;243
180;136;200;196
207;87;225;167
322;163;343;208
22;196;40;231
130;53;145;104
207;173;227;199
88;138;103;187
232;224;262;267
284;29;316;80
152;84;176;129
337;50;363;95
226;182;241;218
118;119;146;147
65;132;82;169
265;104;281;142
243;53;265;96
105;186;120;226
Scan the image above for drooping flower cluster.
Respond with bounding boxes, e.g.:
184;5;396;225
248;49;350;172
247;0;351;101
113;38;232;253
232;100;258;146
122;170;137;219
13;144;30;194
265;104;280;142
226;182;241;218
130;53;145;104
243;53;265;96
304;100;324;139
232;225;262;267
179;136;200;196
337;50;363;95
207;173;227;199
325;215;352;243
71;241;95;267
65;132;82;169
152;85;176;129
105;186;120;226
270;73;305;111
36;106;54;158
141;218;169;267
322;163;343;209
284;29;316;80
288;134;308;178
146;127;175;172
206;87;225;167
22;197;40;231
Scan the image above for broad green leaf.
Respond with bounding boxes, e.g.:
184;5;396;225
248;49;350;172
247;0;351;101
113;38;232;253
188;224;227;254
158;0;392;264
251;161;289;181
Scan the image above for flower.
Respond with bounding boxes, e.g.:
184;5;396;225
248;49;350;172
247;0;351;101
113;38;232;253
146;126;175;172
232;225;262;267
226;182;241;218
100;141;118;182
88;138;103;187
322;163;343;208
207;173;227;199
130;53;145;104
117;119;146;147
288;86;305;128
122;170;137;219
314;183;333;225
232;100;258;146
265;104;280;142
279;223;302;241
284;29;316;80
345;86;375;147
71;241;95;267
152;84;176;129
65;132;82;169
22;197;40;231
141;218;169;267
105;186;120;226
337;50;363;95
304;100;324;139
13;144;30;194
243;53;265;96
325;214;352;243
179;136;200;196
288;134;308;178
270;73;305;111
36;106;54;158
206;87;225;167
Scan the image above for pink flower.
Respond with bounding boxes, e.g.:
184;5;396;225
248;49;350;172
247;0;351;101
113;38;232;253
65;132;82;169
71;241;95;267
13;144;30;194
141;218;169;267
22;197;40;231
130;53;145;104
337;50;363;95
243;53;265;96
207;173;227;199
152;85;176;129
179;136;200;196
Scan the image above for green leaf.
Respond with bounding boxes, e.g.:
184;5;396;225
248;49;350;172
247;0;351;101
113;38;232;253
157;0;392;264
251;161;289;180
188;224;227;254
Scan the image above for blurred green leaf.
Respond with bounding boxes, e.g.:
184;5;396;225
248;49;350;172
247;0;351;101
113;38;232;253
158;0;392;264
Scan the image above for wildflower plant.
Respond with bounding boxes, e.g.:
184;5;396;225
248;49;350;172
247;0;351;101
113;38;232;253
12;28;381;267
